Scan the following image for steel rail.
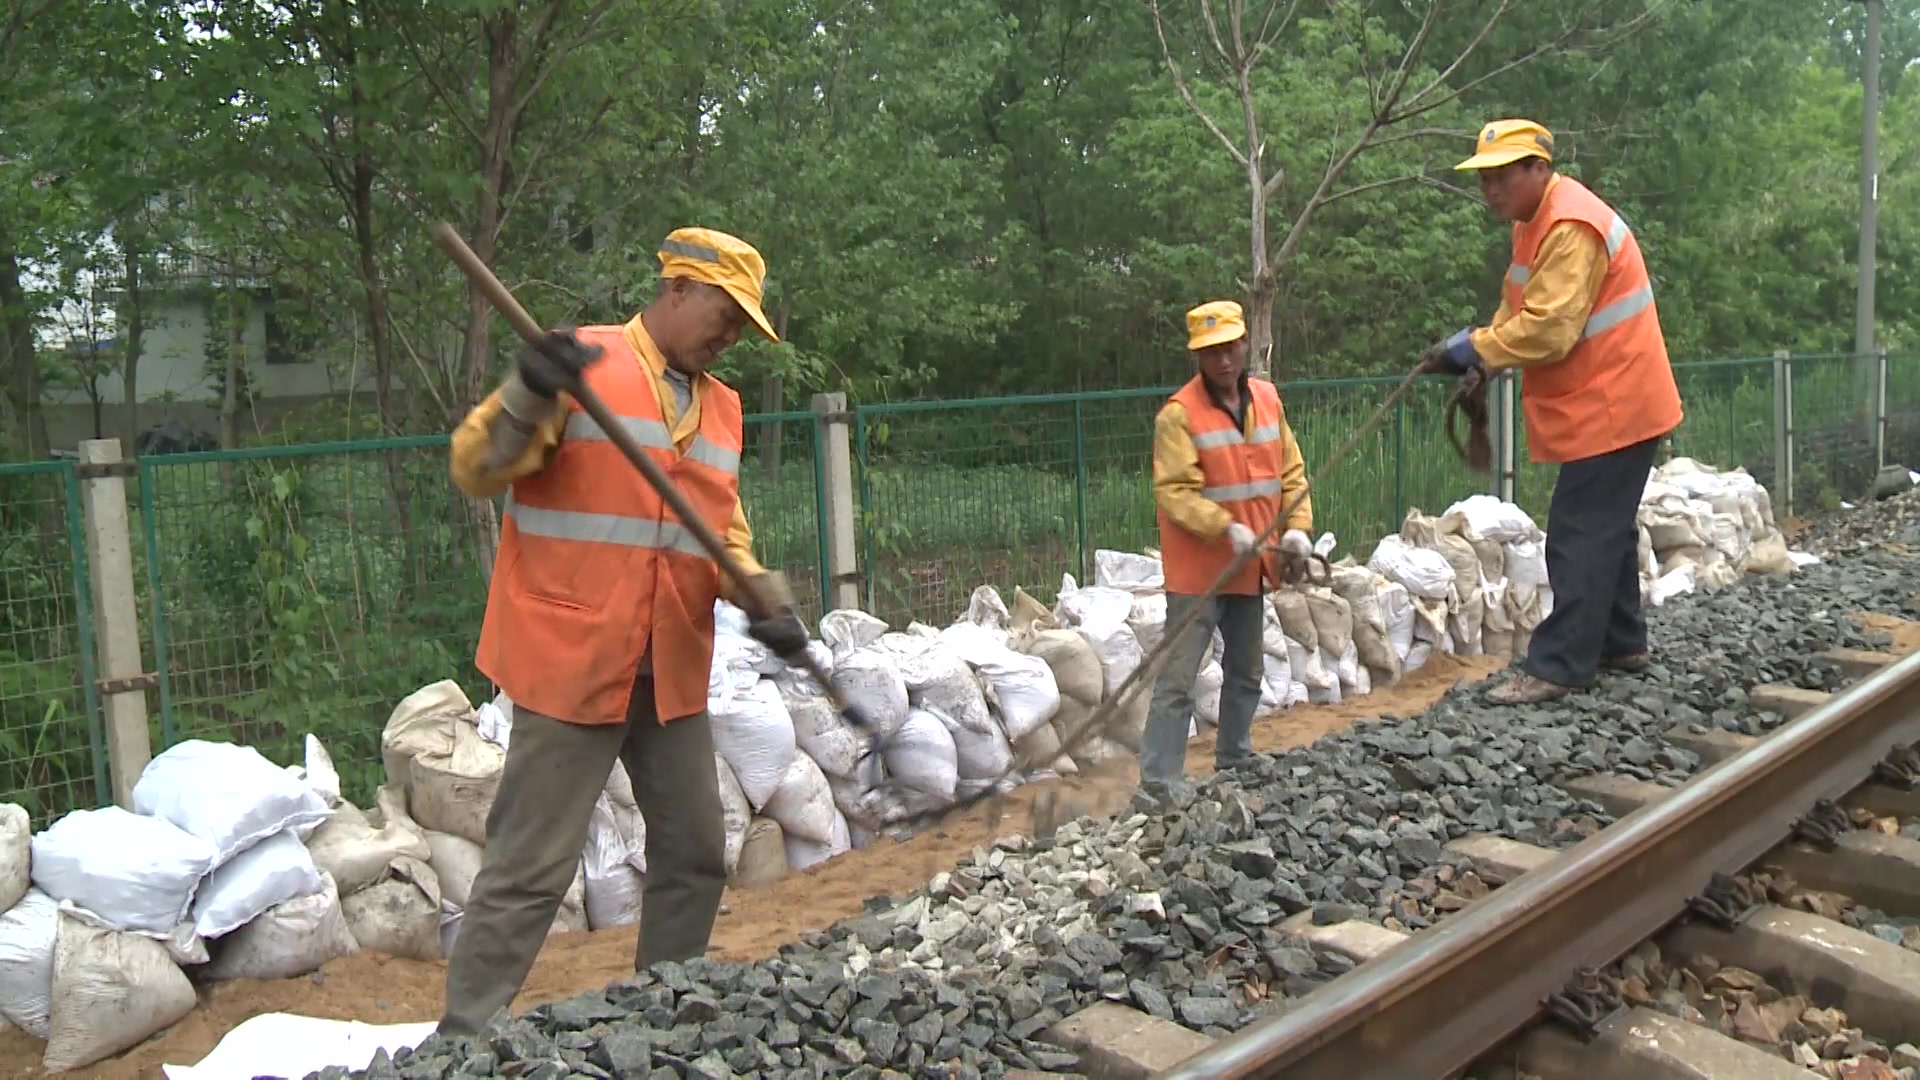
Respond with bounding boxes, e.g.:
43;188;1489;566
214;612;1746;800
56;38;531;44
1156;649;1920;1080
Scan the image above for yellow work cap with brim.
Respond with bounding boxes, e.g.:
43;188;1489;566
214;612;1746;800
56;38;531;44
657;227;779;343
1186;300;1246;351
1455;119;1555;171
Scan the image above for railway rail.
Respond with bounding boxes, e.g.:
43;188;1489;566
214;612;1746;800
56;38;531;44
1154;646;1920;1080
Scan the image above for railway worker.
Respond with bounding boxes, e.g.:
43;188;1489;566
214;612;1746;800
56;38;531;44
1420;119;1683;705
1138;299;1312;800
437;227;812;1036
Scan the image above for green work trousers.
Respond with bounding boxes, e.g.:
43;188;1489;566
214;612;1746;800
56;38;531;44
438;670;727;1036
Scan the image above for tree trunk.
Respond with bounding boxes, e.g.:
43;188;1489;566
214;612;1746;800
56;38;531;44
1245;150;1275;378
120;243;144;448
219;283;242;486
0;246;50;459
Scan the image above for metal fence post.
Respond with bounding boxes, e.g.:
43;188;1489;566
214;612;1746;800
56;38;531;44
810;393;861;612
1497;371;1517;503
1071;397;1089;582
1773;350;1794;519
76;439;153;808
1875;347;1890;470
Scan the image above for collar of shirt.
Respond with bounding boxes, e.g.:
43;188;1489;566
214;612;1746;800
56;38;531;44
1201;372;1252;433
621;311;704;445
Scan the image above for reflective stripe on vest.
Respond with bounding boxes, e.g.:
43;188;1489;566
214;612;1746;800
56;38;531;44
563;411;743;476
1202;478;1283;503
504;492;715;561
1503;211;1656;343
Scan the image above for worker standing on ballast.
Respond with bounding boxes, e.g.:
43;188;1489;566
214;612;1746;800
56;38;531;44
1138;300;1311;801
437;227;811;1036
1420;120;1683;705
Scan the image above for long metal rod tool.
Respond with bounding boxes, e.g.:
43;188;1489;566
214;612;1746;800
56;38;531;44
430;221;873;732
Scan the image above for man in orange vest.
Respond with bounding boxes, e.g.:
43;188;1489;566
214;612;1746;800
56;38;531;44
1421;120;1683;705
1139;300;1312;799
437;227;810;1035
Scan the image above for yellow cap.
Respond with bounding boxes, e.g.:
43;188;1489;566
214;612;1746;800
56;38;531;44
1455;119;1555;171
657;227;779;342
1186;300;1246;351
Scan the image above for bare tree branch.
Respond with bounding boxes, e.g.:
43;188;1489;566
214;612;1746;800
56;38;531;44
1320;172;1428;207
1375;0;1448;120
1151;0;1250;167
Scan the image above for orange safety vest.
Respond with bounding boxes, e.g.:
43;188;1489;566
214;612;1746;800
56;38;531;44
474;325;743;726
1507;176;1684;464
1157;376;1286;596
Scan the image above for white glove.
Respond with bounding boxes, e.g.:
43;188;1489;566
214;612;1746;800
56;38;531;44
1279;529;1311;558
1226;523;1257;555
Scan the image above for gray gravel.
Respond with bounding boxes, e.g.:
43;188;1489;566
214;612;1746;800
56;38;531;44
312;540;1920;1080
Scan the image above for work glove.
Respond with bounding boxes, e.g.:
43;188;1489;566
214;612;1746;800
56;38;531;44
517;327;603;399
1225;523;1257;556
1417;328;1482;377
1278;529;1312;558
742;572;811;660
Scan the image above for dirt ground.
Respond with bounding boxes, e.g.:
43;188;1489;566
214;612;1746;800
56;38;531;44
0;652;1505;1079
1857;610;1920;653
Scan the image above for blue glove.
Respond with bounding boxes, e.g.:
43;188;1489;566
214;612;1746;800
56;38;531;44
1440;328;1483;375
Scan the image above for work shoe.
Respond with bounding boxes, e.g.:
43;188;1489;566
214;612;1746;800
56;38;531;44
1604;652;1652;673
1485;672;1574;705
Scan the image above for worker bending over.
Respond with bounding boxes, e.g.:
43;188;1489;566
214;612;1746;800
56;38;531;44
1421;120;1683;705
1139;300;1311;799
438;228;810;1036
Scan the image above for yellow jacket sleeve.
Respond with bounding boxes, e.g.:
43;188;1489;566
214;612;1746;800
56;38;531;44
718;499;769;607
1277;407;1312;533
1469;221;1610;371
450;377;568;498
1152;402;1233;541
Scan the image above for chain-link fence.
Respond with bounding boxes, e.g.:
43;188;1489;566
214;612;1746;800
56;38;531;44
2;350;1912;814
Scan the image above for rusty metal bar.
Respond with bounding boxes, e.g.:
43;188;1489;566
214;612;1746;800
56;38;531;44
1156;649;1920;1080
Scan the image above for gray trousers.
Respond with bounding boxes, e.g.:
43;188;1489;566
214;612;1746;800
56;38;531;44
439;670;727;1035
1138;592;1265;785
1523;435;1663;688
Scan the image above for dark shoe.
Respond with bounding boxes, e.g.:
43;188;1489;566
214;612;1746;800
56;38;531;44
1604;652;1652;673
1485;673;1574;705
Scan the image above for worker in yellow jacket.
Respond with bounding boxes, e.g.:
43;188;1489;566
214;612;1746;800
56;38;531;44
1140;301;1311;798
1421;120;1683;705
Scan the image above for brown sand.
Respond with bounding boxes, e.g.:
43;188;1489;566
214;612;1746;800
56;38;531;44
0;655;1507;1078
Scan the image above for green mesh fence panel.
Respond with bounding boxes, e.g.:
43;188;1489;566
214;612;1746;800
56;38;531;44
1885;353;1920;471
1791;354;1882;512
0;460;105;826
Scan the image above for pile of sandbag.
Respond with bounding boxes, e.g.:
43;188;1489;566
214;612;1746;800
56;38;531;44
1;738;352;1073
1637;457;1801;604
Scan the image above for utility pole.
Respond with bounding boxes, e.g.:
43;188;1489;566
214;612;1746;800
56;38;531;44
1855;0;1881;361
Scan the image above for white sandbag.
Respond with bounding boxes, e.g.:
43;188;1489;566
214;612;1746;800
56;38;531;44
0;888;57;1038
201;871;358;982
964;585;1011;629
1193;661;1224;727
424;830;485;910
1012;718;1063;772
306;801;432;898
1443;494;1538;543
1650;563;1697;606
1127;593;1167;656
709;678;798;810
1337;641;1371;697
930;702;1015;780
1071;735;1131;771
192;830;324;939
899;640;994;738
883;709;960;802
340;857;441;962
1368;535;1454;600
133;740;332;868
30;806;216;934
1304;587;1355;663
1405;640;1434;672
1640;497;1706;551
783;691;868;781
42;912;196;1073
0;803;27;913
826;754;884;823
1094;549;1164;594
1106;684;1150;750
783;810;851;873
770;640;836;697
380;680;474;784
1378;580;1416;660
819;609;888;657
474;690;513;748
1054;581;1143;695
1745;532;1795;575
1506;538;1549;602
715;754;752;878
406;716;503;848
1285;634;1334;693
1017;627;1104;707
732;818;787;888
709;631;774;698
581;796;642;931
1329;567;1398;676
762;753;840;844
280;734;343;812
827;647;910;741
1270;590;1318;652
1010;586;1059;633
552;863;588;935
969;644;1061;742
